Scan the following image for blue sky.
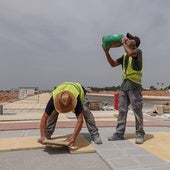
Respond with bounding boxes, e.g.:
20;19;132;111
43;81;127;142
0;0;170;90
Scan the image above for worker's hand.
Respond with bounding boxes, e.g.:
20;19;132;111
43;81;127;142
67;135;75;147
37;137;46;144
121;37;128;45
102;44;110;53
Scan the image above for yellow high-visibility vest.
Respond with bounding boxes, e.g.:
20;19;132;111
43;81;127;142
52;82;84;102
122;54;143;85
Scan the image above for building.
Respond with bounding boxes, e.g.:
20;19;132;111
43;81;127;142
18;87;39;99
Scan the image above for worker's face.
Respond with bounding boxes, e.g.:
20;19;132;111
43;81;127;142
127;39;136;49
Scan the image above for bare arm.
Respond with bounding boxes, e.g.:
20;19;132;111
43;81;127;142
38;112;49;144
67;113;83;146
102;46;120;67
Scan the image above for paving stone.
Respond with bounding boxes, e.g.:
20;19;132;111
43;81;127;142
0;133;95;154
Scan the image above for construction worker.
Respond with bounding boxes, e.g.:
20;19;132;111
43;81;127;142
38;82;102;146
102;33;145;144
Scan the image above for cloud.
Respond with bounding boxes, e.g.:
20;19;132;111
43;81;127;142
0;0;170;90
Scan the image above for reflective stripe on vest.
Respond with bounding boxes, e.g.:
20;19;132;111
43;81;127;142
122;54;142;85
52;82;84;102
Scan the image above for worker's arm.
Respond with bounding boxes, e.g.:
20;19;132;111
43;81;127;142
38;112;49;144
67;113;83;146
102;45;120;67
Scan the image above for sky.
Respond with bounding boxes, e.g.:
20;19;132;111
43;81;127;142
0;0;170;90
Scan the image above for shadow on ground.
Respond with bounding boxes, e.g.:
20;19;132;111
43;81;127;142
125;133;154;142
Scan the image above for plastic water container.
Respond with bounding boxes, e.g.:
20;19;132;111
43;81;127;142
102;34;123;49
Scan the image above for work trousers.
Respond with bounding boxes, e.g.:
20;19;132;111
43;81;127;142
115;89;145;136
46;97;99;138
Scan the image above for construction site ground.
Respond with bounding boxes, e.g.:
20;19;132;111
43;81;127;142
0;93;170;170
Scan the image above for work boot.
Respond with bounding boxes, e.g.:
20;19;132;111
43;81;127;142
135;134;144;144
92;135;102;144
108;133;124;141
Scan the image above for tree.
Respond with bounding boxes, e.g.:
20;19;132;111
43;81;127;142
150;85;156;90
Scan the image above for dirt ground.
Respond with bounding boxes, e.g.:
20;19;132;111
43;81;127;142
142;90;170;96
0;92;18;103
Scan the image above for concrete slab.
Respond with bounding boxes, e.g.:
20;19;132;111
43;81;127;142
0;136;43;151
126;132;170;162
0;128;170;170
69;134;96;153
0;134;95;154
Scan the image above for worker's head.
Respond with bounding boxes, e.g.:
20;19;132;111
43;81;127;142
54;90;77;113
126;33;141;48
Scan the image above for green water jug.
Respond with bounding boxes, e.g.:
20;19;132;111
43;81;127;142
102;34;123;49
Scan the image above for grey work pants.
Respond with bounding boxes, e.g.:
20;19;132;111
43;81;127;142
115;89;145;136
46;97;99;138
